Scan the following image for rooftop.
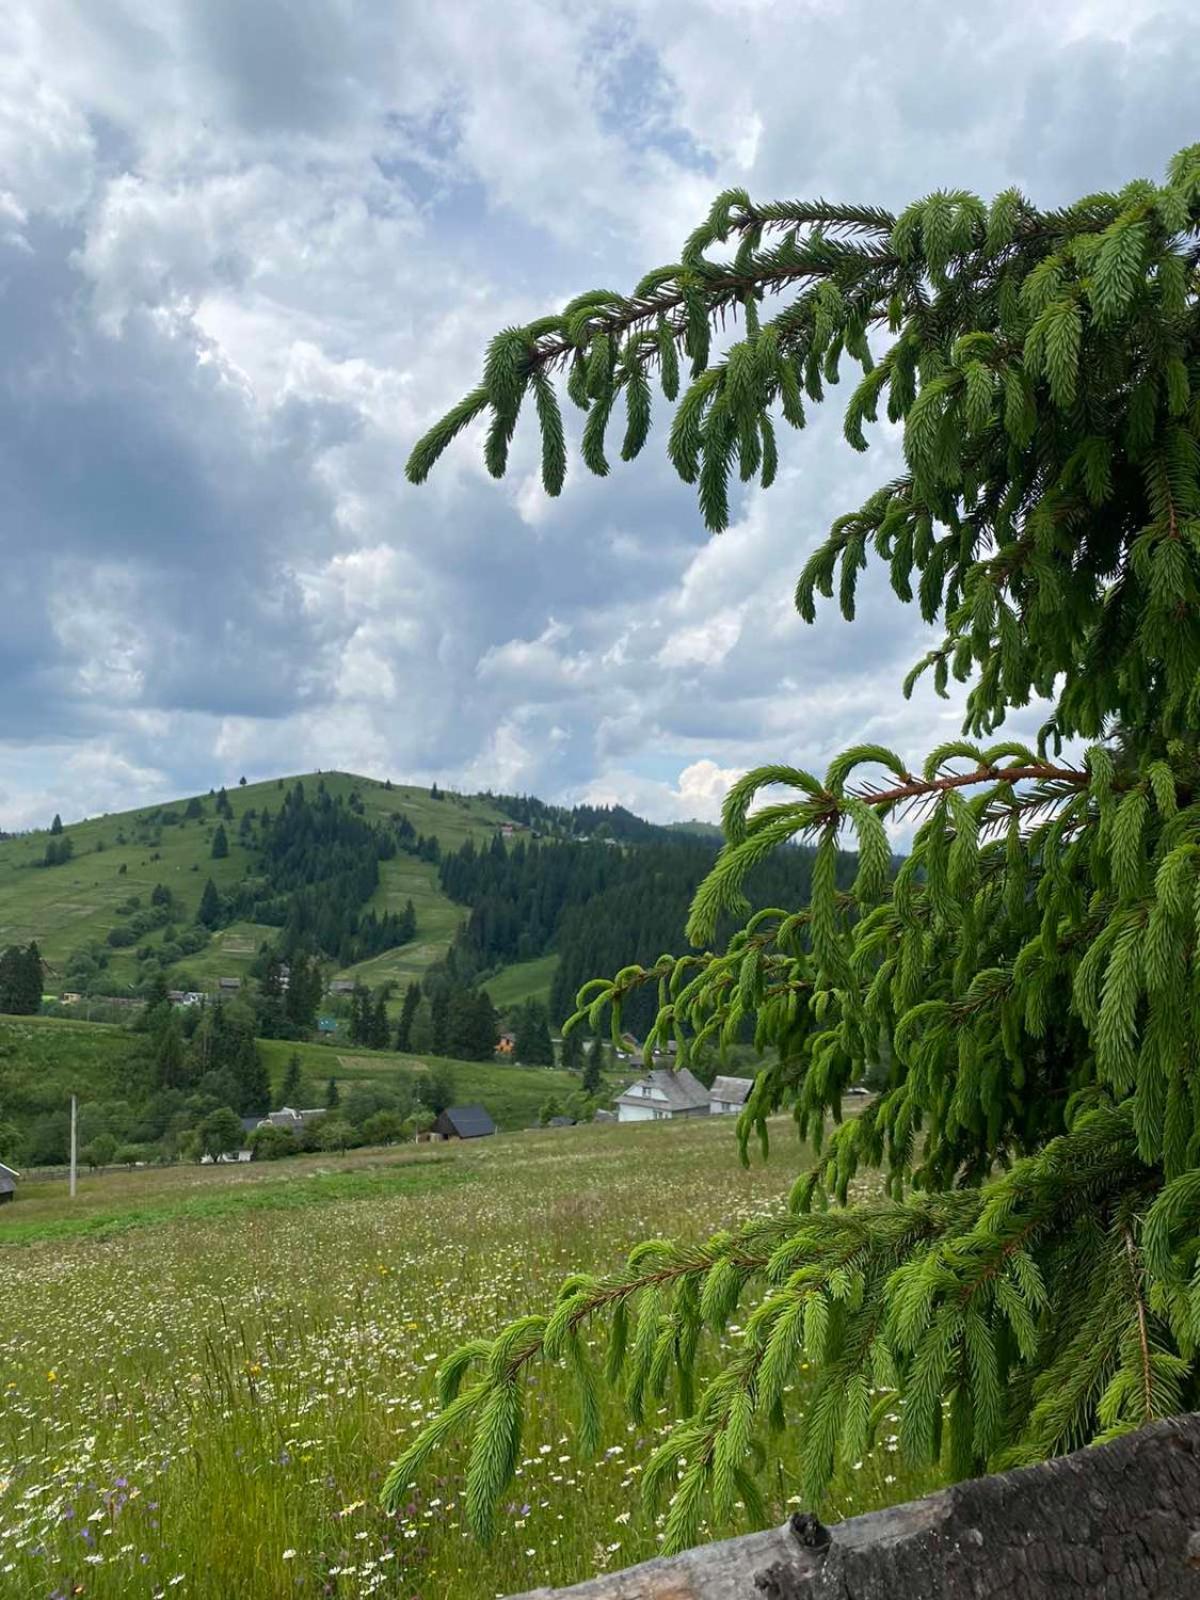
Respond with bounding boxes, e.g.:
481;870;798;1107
615;1067;709;1112
709;1075;754;1105
437;1104;496;1138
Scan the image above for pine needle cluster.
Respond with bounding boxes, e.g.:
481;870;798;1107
387;147;1200;1557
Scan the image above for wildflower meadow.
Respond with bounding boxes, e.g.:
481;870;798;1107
1;1116;926;1598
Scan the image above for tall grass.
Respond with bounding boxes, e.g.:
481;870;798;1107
0;1118;933;1599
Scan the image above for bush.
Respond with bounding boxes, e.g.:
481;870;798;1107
113;1144;152;1167
249;1124;295;1161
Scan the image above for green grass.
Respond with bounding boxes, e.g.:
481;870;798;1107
0;1014;619;1135
0;1151;464;1245
482;952;560;1013
0;771;506;992
259;1034;619;1128
0;1116;932;1600
0;1013;149;1114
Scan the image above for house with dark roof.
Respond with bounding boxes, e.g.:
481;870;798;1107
0;1161;20;1204
433;1105;496;1140
615;1067;710;1123
709;1075;755;1115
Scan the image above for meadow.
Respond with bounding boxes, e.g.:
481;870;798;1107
0;1116;929;1600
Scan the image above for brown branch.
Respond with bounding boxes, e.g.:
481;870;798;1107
1123;1225;1155;1422
522;255;896;377
845;762;1088;811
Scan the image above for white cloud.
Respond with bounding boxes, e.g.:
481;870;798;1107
1;0;1196;828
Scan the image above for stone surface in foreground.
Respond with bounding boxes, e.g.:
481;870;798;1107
508;1415;1200;1599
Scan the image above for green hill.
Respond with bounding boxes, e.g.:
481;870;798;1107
0;772;507;994
0;1013;618;1145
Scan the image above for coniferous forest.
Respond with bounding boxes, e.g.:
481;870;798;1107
222;782;420;964
439;828;860;1034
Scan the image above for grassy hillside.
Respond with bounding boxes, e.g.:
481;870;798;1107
0;772;506;992
0;1014;621;1136
0;1115;920;1600
481;951;560;1011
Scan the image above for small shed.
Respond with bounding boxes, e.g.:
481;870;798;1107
433;1105;496;1141
0;1161;19;1204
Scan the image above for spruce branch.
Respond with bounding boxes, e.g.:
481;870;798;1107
391;145;1200;1561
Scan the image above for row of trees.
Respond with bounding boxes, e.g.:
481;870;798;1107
438;824;857;1036
345;976;501;1062
143;986;270;1114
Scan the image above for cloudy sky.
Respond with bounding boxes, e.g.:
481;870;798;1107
1;0;1196;830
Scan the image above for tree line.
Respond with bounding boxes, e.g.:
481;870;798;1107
438;829;861;1034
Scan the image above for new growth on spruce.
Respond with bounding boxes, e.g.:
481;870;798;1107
387;146;1200;1556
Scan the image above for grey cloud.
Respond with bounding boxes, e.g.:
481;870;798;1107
1;0;1197;830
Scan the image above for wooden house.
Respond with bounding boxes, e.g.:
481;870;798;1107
433;1105;496;1140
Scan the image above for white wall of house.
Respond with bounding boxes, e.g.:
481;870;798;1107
618;1101;662;1122
711;1100;741;1115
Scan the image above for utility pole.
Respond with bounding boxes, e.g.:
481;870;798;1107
69;1094;77;1198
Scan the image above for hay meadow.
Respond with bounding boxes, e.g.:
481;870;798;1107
1;1116;928;1599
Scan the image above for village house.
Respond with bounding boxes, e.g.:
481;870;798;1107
615;1067;710;1122
261;1106;326;1134
0;1161;20;1204
217;976;241;995
432;1105;496;1140
709;1075;755;1115
496;1030;516;1056
328;979;356;996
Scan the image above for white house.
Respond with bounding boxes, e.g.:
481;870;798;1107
261;1106;327;1134
709;1075;755;1115
615;1067;710;1122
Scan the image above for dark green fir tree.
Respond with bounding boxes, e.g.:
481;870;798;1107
281;1050;303;1104
196;877;222;929
560;1024;584;1072
514;998;555;1065
386;146;1200;1554
396;981;421;1052
581;1035;603;1097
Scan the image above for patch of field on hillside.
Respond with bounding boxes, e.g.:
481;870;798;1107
340;857;466;990
258;1035;610;1128
482;951;560;1012
0;771;505;990
0;1117;927;1600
